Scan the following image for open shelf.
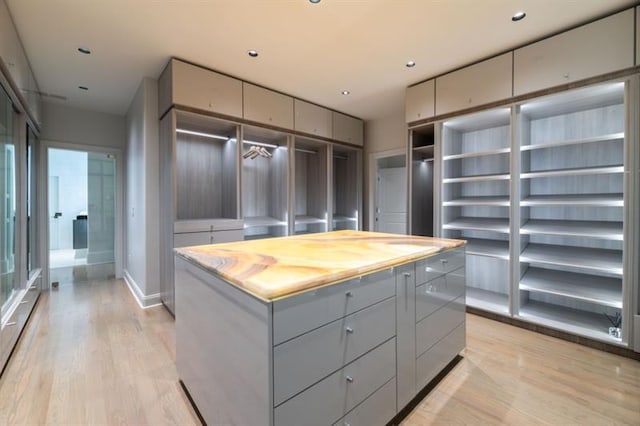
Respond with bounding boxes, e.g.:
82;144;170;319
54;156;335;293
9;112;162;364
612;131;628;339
466;287;509;314
443;196;510;206
521;194;623;207
519;300;622;344
443;147;510;161
465;238;509;259
443;173;510;184
295;215;327;225
332;215;357;223
520;244;622;276
521;219;623;240
520;268;622;308
443;217;509;233
520;132;624;152
521;165;624;179
244;216;287;228
413;145;434;155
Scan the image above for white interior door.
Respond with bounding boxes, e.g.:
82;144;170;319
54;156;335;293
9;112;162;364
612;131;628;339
375;167;407;234
48;176;59;250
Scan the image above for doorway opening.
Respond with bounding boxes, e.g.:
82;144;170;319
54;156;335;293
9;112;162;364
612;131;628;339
48;148;116;286
373;153;407;234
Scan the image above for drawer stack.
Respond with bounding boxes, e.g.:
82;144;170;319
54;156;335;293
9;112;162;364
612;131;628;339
273;268;398;426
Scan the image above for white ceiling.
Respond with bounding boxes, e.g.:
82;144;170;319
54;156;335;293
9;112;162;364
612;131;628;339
6;0;637;121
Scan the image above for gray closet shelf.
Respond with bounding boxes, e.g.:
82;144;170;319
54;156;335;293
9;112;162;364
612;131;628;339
520;132;624;152
521;194;624;207
466;288;509;314
520;219;623;240
443;173;510;183
294;215;327;225
443;196;510;206
464;239;510;259
443;147;510;161
443;217;509;233
520;244;623;277
520;165;624;179
244;216;288;228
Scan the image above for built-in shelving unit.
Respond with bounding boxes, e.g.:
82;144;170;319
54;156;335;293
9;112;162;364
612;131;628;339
242;126;290;240
517;81;626;343
410;125;434;236
293;137;328;235
331;145;361;231
441;107;512;314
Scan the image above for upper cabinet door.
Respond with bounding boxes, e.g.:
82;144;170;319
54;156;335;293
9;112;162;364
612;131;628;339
294;99;332;138
514;9;634;96
162;59;243;119
332;112;363;146
405;80;434;123
243;83;294;129
435;52;512;116
636;7;640;66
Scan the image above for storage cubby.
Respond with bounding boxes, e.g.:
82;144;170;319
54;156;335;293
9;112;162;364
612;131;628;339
332;145;360;231
293;137;328;235
441;108;511;314
410;125;434;236
242;126;290;239
517;82;626;342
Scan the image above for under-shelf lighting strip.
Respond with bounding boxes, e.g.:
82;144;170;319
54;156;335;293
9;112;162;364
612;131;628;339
176;129;229;140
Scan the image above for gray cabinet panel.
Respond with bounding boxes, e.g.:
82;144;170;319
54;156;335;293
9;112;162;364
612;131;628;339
294;99;332;138
415;248;465;284
273;297;395;406
416;323;465;390
416;267;465;322
637;7;640;66
243;83;294;129
415;295;465;357
332;377;396;426
332;112;364;146
174;218;243;233
173;229;243;248
274;338;396;426
406;80;435;123
514;9;634;96
273;268;396;345
395;263;416;411
435;53;512;116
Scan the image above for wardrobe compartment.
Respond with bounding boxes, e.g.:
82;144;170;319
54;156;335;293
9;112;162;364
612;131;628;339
293;137;329;235
410;124;435;237
331;144;361;231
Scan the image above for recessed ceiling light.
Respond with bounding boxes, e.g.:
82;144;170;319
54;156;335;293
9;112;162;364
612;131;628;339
406;60;416;68
78;86;88;91
248;50;259;58
341;90;350;95
78;47;91;54
512;11;526;22
309;0;321;3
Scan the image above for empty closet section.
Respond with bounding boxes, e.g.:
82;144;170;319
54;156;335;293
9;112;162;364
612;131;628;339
516;82;626;343
410;124;434;236
242;125;290;239
332;145;361;231
293;137;328;235
441;108;511;314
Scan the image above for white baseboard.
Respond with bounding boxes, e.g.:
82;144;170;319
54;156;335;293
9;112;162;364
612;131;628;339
123;269;162;309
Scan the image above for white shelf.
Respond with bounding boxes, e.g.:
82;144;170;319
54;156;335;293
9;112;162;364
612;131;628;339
521;194;623;207
521;165;624;179
244;216;287;228
443;147;510;161
519;301;622;344
466;287;509;314
413;145;434;153
520;268;622;308
443;196;510;206
332;215;358;223
521;219;623;240
443;173;510;184
464;238;510;259
520;132;624;152
295;215;327;225
520;244;622;277
444;217;509;233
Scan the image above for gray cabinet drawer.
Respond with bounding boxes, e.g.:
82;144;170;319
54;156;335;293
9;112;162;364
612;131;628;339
415;249;465;284
416;267;465;322
273;268;396;345
273;297;395;406
274;338;396;426
173;229;243;248
332;377;396;426
416;295;465;358
243;83;294;129
416;323;465;390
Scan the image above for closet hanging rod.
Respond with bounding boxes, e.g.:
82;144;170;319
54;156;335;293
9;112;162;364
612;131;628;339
296;148;317;155
333;155;348;160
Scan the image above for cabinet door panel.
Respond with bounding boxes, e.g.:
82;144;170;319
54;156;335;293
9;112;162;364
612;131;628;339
332;112;363;146
405;79;435;123
514;9;634;96
243;83;294;129
636;7;640;66
294;99;332;138
436;53;512;116
416;323;465;390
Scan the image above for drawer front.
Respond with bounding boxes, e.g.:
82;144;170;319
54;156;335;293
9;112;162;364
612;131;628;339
332;377;396;426
416;322;465;390
273;268;396;345
415;267;465;322
274;338;396;426
416;295;465;358
274;297;395;406
415;249;465;284
173;229;243;248
174;219;243;233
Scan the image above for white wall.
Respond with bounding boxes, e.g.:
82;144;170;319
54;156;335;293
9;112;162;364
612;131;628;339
124;77;159;307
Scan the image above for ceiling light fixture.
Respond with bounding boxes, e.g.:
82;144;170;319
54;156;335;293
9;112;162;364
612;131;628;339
309;0;321;3
78;47;91;54
248;50;259;58
176;129;229;140
78;86;88;91
406;60;416;68
512;11;526;22
341;90;350;95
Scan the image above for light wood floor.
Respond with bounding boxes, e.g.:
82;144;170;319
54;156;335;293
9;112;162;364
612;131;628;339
0;278;638;425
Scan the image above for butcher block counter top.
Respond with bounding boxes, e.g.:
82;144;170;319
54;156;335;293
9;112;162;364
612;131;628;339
174;230;465;301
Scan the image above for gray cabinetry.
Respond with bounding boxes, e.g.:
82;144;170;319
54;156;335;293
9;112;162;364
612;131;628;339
637;7;640;66
513;9;634;96
395;263;415;410
405;79;435;123
295;99;332;138
332;111;364;146
243;83;294;129
436;52;512;116
293;137;329;234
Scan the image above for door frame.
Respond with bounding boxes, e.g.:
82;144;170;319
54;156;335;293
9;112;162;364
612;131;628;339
367;148;407;233
39;140;124;289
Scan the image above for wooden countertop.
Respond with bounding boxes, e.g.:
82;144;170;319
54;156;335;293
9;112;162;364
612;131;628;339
175;230;465;302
